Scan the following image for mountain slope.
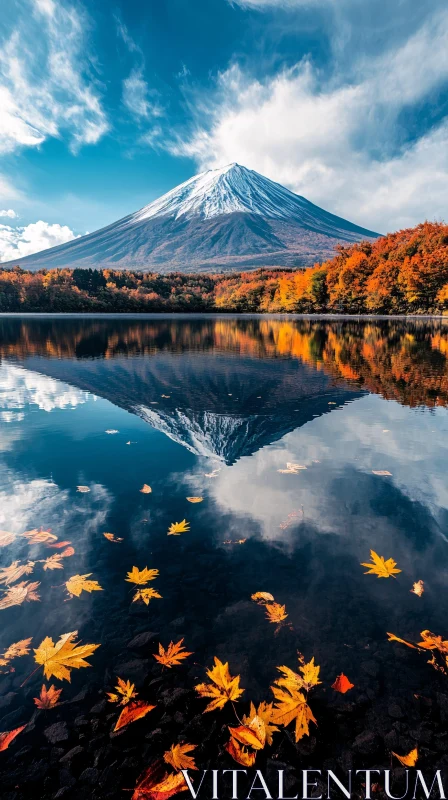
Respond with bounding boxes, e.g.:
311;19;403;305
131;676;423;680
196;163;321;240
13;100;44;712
3;164;379;273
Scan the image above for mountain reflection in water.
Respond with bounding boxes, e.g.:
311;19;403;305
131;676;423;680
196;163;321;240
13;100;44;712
1;315;448;797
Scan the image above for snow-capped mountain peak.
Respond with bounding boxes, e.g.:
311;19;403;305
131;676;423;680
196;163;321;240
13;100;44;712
132;163;310;222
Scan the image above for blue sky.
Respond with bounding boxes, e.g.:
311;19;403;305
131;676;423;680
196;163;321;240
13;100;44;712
0;0;447;261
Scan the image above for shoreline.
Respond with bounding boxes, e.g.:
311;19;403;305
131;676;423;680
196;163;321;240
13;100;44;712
0;312;448;320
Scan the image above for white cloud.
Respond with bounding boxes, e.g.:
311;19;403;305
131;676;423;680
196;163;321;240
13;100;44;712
0;220;79;262
0;209;17;219
0;364;91;413
122;68;162;121
170;8;448;232
0;0;108;155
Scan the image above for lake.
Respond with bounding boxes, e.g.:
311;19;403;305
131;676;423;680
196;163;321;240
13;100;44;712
1;315;448;799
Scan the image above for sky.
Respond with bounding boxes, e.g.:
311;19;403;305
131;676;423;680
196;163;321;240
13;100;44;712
0;0;447;261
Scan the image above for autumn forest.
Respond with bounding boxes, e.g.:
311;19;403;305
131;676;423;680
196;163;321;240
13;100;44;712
2;222;448;315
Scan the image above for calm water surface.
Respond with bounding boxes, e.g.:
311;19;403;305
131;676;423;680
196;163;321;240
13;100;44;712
1;315;448;783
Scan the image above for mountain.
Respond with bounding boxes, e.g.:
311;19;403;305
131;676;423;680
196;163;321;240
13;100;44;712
3;163;379;273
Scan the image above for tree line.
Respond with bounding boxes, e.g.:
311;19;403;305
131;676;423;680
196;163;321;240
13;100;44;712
1;221;448;314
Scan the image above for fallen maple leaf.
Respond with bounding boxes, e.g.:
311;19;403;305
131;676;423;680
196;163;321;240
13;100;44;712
391;748;418;767
132;762;188;800
65;574;103;598
361;549;401;578
76;486;90;493
387;632;417;649
0;581;40;610
126;566;159;585
34;684;62;709
114;700;155;731
42;554;64;571
229;717;266;751
195;657;244;713
0;725;26;752
0;560;35;585
0;531;16;547
107;677;137;706
164;743;197;771
265;603;288;623
34;630;100;681
275;658;321;693
225;736;256;767
2;638;32;660
242;702;278;746
271;683;316;742
332;673;354;693
140;484;152;494
411;580;425;597
104;533;123;543
154;639;193;668
133;587;162;605
47;541;72;549
251;592;275;604
167;520;190;536
23;528;57;543
186;497;203;503
417;630;448;653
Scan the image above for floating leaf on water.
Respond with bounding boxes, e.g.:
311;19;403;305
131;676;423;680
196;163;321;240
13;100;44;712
154;639;193;668
195;657;244;713
132;762;187;800
42;554;64;571
0;581;40;610
103;533;123;543
225;735;256;767
114;700;155;732
23;528;57;543
271;682;316;743
107;677;137;706
332;673;354;693
186;497;203;503
387;632;417;649
47;541;72;549
133;587;162;605
265;603;288;624
0;531;16;547
2;638;32;660
76;486;90;493
251;591;275;604
0;725;26;752
0;560;35;586
126;566;159;585
164;743;197;771
140;484;152;494
361;549;401;578
34;630;100;682
411;579;424;597
391;748;418;767
65;574;103;598
372;470;392;476
34;684;62;709
167;520;190;536
417;630;448;653
242;702;278;746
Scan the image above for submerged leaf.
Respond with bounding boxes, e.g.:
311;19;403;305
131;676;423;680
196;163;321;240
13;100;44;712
126;567;159;585
332;673;354;694
154;639;193;668
195;656;244;713
65;574;103;598
34;631;100;682
0;725;26;752
167;520;190;536
164;742;197;771
34;684;62;709
114;700;155;731
361;550;401;578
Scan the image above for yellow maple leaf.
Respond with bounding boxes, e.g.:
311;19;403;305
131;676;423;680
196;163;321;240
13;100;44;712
107;677;137;706
133;587;162;605
251;592;275;604
125;566;159;585
42;554;64;571
65;574;103;598
167;520;190;536
164;743;198;771
34;684;62;709
392;748;418;767
271;683;316;742
361;549;401;578
195;657;244;713
275;657;321;693
0;581;40;610
265;603;288;623
0;531;16;547
243;701;279;746
2;638;32;660
0;560;35;586
186;497;203;503
153;639;193;668
34;630;100;682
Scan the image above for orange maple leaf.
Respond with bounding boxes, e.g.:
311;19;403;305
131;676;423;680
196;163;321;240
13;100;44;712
332;673;354;694
114;700;155;731
0;725;26;752
34;684;62;709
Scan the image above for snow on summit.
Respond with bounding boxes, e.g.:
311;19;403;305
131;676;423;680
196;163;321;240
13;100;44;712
132;163;310;222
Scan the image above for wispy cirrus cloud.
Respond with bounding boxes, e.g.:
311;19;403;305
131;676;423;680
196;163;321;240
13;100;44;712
116;18;163;124
168;5;448;232
0;0;108;155
0;220;79;262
